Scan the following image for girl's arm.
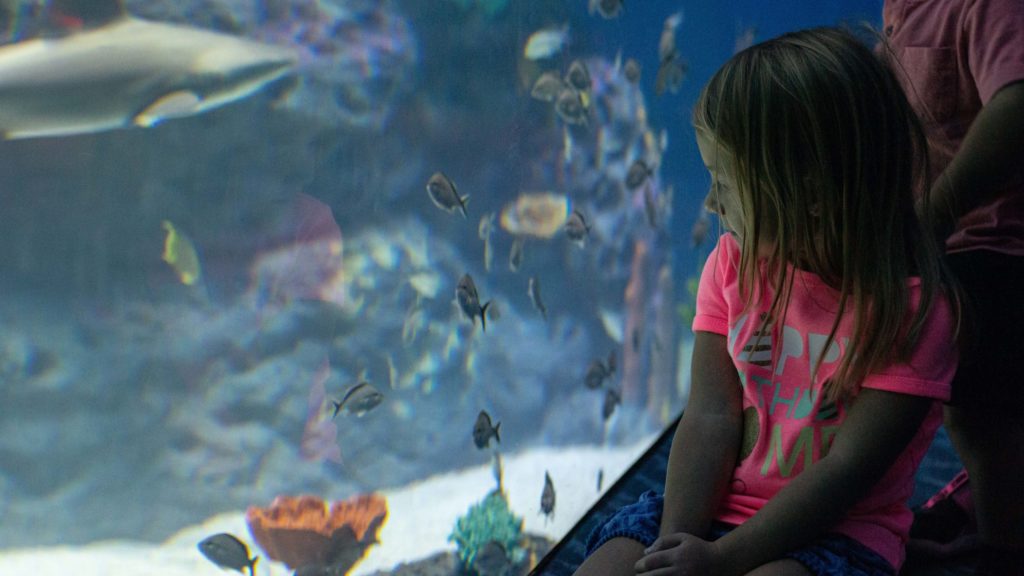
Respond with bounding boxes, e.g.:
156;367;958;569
660;330;744;537
712;388;933;575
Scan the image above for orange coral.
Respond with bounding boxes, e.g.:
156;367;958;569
246;493;387;572
499;192;569;238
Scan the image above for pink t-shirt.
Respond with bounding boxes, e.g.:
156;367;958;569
692;234;958;570
884;0;1024;255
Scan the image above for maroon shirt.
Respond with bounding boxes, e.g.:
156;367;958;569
884;0;1024;255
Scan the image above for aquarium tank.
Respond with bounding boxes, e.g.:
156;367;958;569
0;0;882;574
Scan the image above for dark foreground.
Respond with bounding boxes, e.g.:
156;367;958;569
531;417;977;576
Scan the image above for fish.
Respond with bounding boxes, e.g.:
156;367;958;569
527;276;547;320
658;11;685;63
426;172;469;218
198;533;258;576
598;308;624;343
530;71;565;102
564;210;591;244
655;53;687;96
626;159;653;190
509;236;525;272
540;470;556;520
565;59;592;98
478;212;496;272
473;409;501;449
584;358;611;390
0;0;296;139
585;351;616;389
554;87;588;126
474;540;512;576
589;0;625;19
161;220;201;286
331;381;384;418
690;210;711;248
602;387;621;421
299;359;342;463
623;58;641;84
655;12;687;96
456;273;492;332
523;25;569;60
597;468;604;492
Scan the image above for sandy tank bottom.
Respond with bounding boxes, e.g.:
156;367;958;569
0;438;655;576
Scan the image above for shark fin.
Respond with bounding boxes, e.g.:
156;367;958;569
134;91;202;128
47;0;125;31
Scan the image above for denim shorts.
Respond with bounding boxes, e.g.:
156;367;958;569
584;491;895;576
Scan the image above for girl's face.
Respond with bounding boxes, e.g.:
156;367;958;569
696;130;744;239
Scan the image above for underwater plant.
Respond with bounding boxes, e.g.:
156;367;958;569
448;489;525;574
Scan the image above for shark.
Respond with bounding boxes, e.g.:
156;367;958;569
0;0;298;139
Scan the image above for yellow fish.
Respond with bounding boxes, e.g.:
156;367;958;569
161;220;201;285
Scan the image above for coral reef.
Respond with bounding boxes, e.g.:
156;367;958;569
448;489;525;574
246;493;387;572
498;192;569;239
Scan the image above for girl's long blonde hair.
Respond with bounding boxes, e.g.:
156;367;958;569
693;27;957;402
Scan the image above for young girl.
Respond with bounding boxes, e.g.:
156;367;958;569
573;27;960;576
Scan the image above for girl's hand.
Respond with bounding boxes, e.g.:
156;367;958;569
634;532;726;575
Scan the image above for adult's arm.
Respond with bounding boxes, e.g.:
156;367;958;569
927;80;1024;237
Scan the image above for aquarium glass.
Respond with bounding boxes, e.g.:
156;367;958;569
0;1;882;574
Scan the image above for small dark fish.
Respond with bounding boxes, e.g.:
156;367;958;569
554;87;588;126
602;387;621;421
565;59;592;93
474;409;501;449
597;468;604;492
474;540;512;576
457;273;492;332
541;470;556;520
690;211;711;248
564;209;590;243
584;358;610;390
331;381;384;418
509;236;525;272
623;58;641;84
626;159;652;190
606;350;617;375
528;276;547;320
589;0;624;19
658;12;684;63
655;54;687;96
531;71;566;102
198;533;258;576
426;172;469;218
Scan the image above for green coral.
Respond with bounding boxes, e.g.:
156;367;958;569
448;489;525;573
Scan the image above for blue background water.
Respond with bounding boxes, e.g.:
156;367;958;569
0;0;963;571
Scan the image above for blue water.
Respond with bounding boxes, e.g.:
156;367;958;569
0;1;961;574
